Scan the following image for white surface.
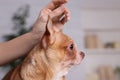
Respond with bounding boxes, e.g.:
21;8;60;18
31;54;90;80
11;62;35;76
80;10;120;29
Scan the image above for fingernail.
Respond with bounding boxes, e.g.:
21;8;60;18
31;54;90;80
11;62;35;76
67;17;70;21
64;0;69;3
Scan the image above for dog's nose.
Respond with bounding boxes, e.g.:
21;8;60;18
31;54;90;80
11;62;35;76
74;51;85;65
80;51;85;59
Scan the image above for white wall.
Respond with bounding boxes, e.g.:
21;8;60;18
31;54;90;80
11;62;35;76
80;9;120;29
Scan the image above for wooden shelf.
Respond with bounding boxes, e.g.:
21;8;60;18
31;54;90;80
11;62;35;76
85;49;120;55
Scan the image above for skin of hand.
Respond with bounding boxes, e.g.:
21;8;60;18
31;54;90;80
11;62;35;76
0;0;70;66
32;0;70;39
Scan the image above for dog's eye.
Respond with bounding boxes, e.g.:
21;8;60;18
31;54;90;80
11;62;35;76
69;44;74;50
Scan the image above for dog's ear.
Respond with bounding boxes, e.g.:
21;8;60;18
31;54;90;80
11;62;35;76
41;16;56;49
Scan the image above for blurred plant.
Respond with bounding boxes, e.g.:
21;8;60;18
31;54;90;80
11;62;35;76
3;4;31;67
115;67;120;80
115;67;120;74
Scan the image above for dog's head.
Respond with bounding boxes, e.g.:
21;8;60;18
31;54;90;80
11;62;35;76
40;16;85;75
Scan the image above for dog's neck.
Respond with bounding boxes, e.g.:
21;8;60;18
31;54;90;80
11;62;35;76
20;46;67;80
38;48;68;80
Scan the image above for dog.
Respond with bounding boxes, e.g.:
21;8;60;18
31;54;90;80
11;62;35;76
3;16;85;80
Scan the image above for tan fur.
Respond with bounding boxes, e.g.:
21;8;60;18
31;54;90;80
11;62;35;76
3;17;84;80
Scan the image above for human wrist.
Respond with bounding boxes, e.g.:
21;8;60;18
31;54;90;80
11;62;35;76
29;30;44;43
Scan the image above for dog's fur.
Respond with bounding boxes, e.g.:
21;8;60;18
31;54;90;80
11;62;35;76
3;17;85;80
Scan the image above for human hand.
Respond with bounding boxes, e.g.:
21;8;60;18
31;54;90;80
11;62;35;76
31;0;70;40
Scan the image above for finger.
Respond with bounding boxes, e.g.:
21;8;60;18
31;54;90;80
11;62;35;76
54;13;70;32
44;2;56;10
61;7;70;20
55;9;70;31
61;15;68;24
51;5;70;22
57;7;70;22
38;9;51;22
60;14;70;25
50;5;66;20
44;0;68;10
53;14;70;32
52;0;68;7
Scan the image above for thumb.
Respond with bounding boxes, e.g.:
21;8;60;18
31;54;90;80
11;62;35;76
32;9;51;34
50;5;66;21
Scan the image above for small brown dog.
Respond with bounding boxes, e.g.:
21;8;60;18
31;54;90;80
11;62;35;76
3;16;85;80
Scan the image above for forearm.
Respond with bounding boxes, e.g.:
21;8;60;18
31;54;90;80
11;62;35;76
0;32;43;66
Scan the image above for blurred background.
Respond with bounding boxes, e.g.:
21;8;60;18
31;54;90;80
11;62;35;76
0;0;120;80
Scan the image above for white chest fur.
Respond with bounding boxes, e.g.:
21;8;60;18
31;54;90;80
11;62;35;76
53;70;68;80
